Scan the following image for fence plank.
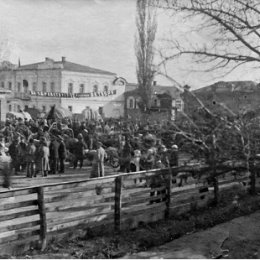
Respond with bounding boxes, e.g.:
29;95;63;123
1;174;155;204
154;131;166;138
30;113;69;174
0;200;38;211
165;170;172;219
114;176;122;231
36;186;47;251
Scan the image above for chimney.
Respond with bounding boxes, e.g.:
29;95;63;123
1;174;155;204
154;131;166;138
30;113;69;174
153;81;157;86
62;57;66;62
45;57;50;61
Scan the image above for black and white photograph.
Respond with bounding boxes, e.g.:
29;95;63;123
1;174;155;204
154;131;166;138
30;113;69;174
0;0;260;258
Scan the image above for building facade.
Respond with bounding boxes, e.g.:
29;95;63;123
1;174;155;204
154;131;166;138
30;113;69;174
124;82;184;121
0;57;126;118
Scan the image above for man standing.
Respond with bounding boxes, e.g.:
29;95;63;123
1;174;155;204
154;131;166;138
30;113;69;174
49;136;60;174
73;133;87;169
91;142;106;178
26;138;36;178
8;135;20;175
58;135;66;174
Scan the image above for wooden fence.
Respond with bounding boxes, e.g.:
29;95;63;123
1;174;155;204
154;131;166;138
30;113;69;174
0;166;256;255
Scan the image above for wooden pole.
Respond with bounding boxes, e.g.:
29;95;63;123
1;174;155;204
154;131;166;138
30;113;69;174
165;167;172;219
36;186;47;251
114;176;122;232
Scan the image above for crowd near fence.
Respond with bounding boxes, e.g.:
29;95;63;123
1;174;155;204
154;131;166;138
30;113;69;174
0;164;258;255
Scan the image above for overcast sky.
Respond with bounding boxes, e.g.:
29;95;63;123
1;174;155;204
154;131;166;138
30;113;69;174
0;0;259;89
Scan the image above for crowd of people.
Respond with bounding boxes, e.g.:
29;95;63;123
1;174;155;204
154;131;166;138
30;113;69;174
0;115;180;187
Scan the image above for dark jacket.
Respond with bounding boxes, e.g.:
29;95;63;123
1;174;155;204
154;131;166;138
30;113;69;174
58;141;66;159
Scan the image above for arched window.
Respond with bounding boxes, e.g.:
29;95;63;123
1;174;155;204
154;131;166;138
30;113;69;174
79;84;85;93
68;83;73;94
23;80;29;93
50;82;55;92
103;85;108;92
127;97;135;109
93;84;98;93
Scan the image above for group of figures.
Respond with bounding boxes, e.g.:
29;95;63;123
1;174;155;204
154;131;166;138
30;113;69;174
0;116;180;187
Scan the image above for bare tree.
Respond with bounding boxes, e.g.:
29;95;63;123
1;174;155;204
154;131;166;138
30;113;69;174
156;0;260;76
135;0;157;111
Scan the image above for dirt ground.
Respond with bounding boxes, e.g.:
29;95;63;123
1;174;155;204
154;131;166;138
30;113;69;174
125;210;260;259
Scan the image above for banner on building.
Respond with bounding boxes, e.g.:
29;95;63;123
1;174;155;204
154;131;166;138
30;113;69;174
30;90;117;98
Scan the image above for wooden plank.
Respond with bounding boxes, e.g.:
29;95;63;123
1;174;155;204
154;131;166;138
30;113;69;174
45;196;115;213
0;193;38;206
122;187;165;199
0;199;38;211
44;177;116;192
122;201;166;215
45;181;115;195
36;186;47;251
0;227;40;245
0;209;39;222
47;208;113;227
0;219;40;234
114;176;122;231
122;193;166;208
0;187;37;199
47;213;114;233
44;187;114;204
165;171;172;219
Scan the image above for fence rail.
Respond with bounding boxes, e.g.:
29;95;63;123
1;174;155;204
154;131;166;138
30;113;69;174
0;165;256;255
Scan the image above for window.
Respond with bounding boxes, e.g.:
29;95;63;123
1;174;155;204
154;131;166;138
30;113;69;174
42;82;47;92
42;105;46;112
175;99;183;111
17;82;21;92
17;105;21;112
68;83;73;94
8;105;12;112
154;99;158;107
103;85;108;92
68;106;73;112
93;84;98;93
79;84;84;93
127;97;135;109
1;82;4;88
33;82;37;92
50;82;55;92
8;82;12;90
24;105;28;110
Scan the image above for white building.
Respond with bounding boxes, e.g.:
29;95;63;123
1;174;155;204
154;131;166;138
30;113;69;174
0;57;126;118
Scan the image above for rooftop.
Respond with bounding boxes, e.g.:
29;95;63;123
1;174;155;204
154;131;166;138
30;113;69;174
15;57;116;76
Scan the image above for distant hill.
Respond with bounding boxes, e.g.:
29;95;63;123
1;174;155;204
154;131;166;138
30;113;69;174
189;81;260;116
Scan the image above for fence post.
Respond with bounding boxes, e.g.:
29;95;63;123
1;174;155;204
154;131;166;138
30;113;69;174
165;167;172;219
114;176;122;232
36;186;47;251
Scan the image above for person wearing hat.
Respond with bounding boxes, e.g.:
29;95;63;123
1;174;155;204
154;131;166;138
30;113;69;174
58;135;66;174
49;135;60;174
73;133;87;169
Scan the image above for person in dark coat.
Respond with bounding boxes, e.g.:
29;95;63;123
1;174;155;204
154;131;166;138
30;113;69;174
26;138;36;178
49;136;60;174
73;133;87;169
8;136;21;175
58;135;66;173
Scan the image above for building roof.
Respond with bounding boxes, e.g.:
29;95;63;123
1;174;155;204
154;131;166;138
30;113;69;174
16;58;116;76
193;81;258;93
125;83;183;97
